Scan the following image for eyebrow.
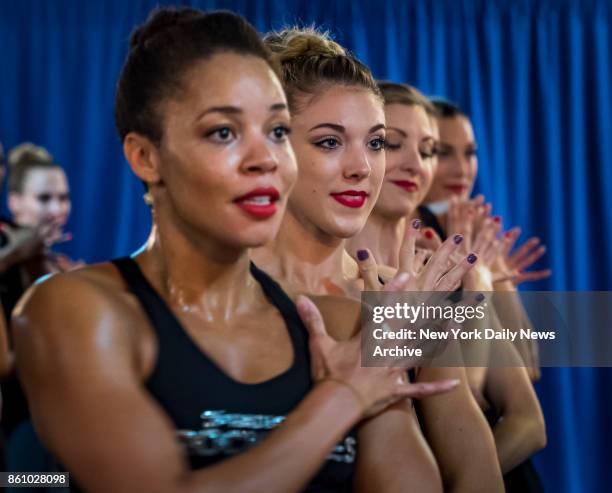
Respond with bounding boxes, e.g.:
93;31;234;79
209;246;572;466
309;123;386;133
195;103;288;121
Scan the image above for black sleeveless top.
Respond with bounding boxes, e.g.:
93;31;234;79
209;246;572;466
110;257;356;492
417;205;447;241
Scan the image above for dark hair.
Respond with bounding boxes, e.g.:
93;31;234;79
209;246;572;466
7;143;59;193
377;81;435;114
114;7;276;145
429;98;467;119
264;27;381;113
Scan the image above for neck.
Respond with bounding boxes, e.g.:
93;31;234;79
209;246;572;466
347;212;405;269
137;207;260;322
253;210;357;296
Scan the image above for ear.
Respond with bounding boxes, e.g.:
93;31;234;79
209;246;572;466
8;191;22;217
123;133;162;186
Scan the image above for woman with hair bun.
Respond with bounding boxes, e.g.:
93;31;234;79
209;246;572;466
0;142;79;484
13;8;456;493
349;83;545;492
253;31;504;492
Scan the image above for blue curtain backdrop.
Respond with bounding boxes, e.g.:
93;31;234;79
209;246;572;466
1;0;610;491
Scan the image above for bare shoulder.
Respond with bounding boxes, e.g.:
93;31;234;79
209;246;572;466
14;261;132;328
12;261;145;376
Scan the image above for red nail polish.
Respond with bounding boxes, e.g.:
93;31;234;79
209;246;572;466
493;216;501;223
504;231;512;238
424;230;433;239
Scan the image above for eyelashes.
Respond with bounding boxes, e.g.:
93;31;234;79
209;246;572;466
313;136;387;151
204;124;292;144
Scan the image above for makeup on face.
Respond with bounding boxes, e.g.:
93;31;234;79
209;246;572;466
373;104;436;218
286;85;386;238
154;53;297;248
12;167;71;228
425;115;478;203
329;190;369;208
234;187;280;218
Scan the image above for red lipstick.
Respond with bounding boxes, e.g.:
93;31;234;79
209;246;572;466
234;187;280;219
391;180;419;192
445;185;467;194
329;190;369;208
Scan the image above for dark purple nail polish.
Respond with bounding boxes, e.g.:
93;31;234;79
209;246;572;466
412;219;421;230
357;250;369;261
453;234;463;244
476;293;485;302
467;253;478;264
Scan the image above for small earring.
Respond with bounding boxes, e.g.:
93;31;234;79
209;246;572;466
143;191;153;206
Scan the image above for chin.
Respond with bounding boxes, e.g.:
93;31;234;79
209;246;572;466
374;201;413;221
328;218;368;239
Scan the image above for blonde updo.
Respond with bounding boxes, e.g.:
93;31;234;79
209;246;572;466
264;27;381;113
7;143;59;193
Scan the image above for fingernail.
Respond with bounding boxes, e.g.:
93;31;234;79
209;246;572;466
424;229;433;239
396;272;410;283
450;379;461;386
412;219;421;230
467;253;478;264
476;293;485;302
504;231;512;238
453;234;463;244
357;250;369;261
493;216;501;223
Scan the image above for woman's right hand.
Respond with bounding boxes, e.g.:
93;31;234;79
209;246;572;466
0;219;71;270
296;295;460;419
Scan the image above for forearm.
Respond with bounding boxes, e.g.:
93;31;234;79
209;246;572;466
492;413;546;473
354;403;442;493
416;367;504;493
181;380;363;493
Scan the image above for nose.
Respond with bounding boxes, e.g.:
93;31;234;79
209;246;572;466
399;145;426;175
342;146;371;181
240;134;278;175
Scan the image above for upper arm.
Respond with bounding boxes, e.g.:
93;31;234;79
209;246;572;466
12;275;188;493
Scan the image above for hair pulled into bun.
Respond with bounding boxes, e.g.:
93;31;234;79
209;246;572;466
129;8;203;51
265;28;346;62
8;142;53;168
7;142;59;194
264;27;380;113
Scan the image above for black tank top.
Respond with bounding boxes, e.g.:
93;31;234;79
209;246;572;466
417;205;447;241
111;257;356;492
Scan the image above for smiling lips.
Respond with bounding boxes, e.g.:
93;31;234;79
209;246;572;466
234;187;280;219
330;190;369;208
391;180;419;193
445;184;468;194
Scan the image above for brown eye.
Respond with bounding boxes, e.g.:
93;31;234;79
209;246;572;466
206;126;235;142
437;146;451;157
271;125;291;141
37;194;52;204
